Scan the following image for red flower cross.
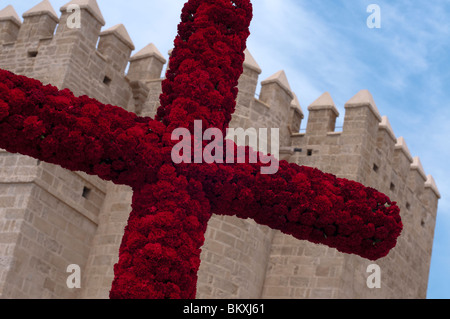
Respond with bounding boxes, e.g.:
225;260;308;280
0;0;402;299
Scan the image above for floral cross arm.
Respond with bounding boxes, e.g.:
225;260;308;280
181;156;403;261
0;69;167;187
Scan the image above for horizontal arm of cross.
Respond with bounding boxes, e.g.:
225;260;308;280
0;69;166;187
178;146;403;261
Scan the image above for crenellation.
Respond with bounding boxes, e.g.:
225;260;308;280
243;48;262;74
344;89;383;122
306;92;339;135
56;2;104;48
60;0;105;27
98;24;135;73
409;156;428;198
421;176;440;232
18;0;59;44
425;175;441;202
254;70;294;148
368;116;397;192
138;79;164;117
259;70;294;108
376;118;396;169
0;5;21;45
339;91;381;183
378;116;396;143
394;137;414;180
23;0;58;22
342;91;382;145
127;43;167;82
235;49;261;119
15;15;56;50
126;43;167;116
411;156;427;181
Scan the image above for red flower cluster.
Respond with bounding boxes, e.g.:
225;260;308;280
0;69;168;186
111;164;212;299
111;0;255;299
157;0;252;135
0;0;402;299
179;151;402;261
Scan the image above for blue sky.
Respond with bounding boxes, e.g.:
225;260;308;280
6;0;449;298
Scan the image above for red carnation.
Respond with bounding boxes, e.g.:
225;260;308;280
81;103;101;118
0;100;8;121
85;140;103;163
93;163;111;179
40;135;58;159
47;95;71;110
23;116;46;139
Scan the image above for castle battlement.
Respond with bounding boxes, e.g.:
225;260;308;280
0;5;22;44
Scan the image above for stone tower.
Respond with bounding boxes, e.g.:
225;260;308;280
0;0;440;299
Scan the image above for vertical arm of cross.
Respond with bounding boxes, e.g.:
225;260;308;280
0;69;165;187
156;0;253;136
110;0;255;299
110;164;212;299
